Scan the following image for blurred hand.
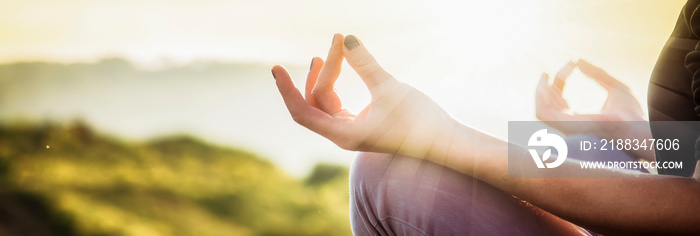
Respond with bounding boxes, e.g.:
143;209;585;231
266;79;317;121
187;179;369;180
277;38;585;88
536;59;646;138
272;34;457;158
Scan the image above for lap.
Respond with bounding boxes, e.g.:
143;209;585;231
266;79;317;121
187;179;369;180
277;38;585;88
349;135;636;235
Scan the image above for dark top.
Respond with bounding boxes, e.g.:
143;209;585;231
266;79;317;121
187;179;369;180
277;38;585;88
649;0;700;176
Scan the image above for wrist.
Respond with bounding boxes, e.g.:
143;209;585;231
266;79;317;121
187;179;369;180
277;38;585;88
426;120;509;182
423;118;460;165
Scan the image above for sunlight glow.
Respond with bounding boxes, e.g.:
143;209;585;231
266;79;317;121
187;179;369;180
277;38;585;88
0;0;686;175
431;1;541;69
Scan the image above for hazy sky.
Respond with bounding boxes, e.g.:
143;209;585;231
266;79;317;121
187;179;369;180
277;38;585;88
1;0;682;64
0;0;687;175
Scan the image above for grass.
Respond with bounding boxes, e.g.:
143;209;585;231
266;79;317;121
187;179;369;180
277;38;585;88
0;121;352;236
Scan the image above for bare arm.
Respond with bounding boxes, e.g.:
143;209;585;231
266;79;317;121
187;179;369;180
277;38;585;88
440;123;700;235
273;34;700;235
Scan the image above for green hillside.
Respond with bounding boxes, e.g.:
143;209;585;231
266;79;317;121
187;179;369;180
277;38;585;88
0;121;351;236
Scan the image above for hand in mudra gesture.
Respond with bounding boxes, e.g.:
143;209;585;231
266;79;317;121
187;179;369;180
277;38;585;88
273;34;458;159
536;59;646;139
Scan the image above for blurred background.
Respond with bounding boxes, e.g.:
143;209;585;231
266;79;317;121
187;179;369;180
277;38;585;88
0;0;685;235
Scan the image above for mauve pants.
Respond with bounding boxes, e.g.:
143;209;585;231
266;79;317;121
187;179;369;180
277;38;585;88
349;135;647;235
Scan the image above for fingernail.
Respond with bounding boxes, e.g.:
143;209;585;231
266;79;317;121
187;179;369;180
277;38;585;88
331;34;337;46
345;35;360;50
309;58;315;70
271;69;277;80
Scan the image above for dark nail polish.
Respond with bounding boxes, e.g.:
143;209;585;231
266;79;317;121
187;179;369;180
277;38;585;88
331;34;337;46
271;69;276;80
345;35;360;50
309;58;314;70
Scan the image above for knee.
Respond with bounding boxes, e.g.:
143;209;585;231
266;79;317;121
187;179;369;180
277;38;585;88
349;152;395;204
350;152;391;191
349;152;396;235
348;152;562;235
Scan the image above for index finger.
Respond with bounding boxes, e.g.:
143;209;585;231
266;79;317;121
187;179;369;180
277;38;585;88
553;61;575;91
577;59;626;91
314;33;344;91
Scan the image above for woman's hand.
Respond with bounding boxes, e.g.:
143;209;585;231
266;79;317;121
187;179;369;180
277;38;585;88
536;59;653;160
272;34;457;159
536;59;646;138
272;36;700;236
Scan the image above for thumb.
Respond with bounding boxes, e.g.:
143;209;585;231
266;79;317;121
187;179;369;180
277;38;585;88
343;35;395;90
577;59;622;90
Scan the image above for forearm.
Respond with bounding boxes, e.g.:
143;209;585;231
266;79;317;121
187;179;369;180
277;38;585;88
547;118;656;162
608;121;655;162
427;122;700;235
514;173;700;235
